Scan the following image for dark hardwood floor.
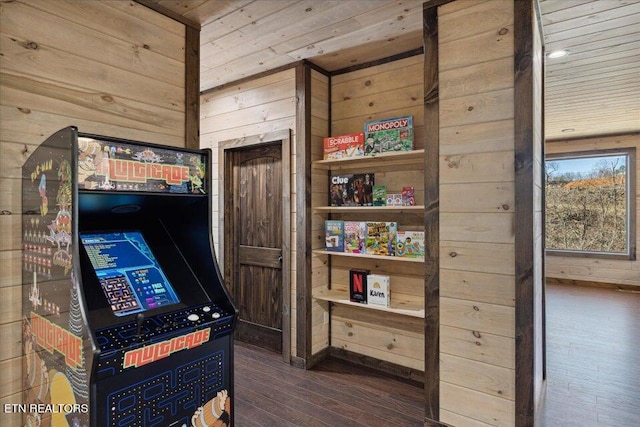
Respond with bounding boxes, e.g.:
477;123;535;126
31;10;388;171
233;342;424;426
233;283;640;426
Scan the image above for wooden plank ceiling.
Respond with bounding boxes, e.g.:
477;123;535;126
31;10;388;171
150;0;640;140
540;0;640;140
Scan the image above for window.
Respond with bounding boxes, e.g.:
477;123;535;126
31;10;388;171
545;148;636;259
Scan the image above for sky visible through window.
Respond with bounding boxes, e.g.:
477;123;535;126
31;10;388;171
547;155;626;177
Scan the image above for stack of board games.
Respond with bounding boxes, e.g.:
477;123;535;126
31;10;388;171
344;221;367;253
323;133;365;160
349;269;369;303
365;222;397;256
324;220;344;251
396;230;425;258
367;274;390;307
329;173;375;206
364;115;413;156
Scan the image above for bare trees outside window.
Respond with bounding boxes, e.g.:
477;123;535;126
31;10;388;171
545;149;635;259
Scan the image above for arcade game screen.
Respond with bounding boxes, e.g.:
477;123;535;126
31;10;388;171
80;231;180;316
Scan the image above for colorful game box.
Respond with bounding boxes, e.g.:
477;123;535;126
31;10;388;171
372;185;387;206
344;221;367;253
364;115;413;156
387;193;403;206
324;220;344;252
349;269;369;303
323;133;365;160
365;222;397;256
396;230;425;258
402;186;415;206
329;173;375;206
367;274;390;307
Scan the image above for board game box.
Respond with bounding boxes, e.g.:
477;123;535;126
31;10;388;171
386;193;403;206
323;133;365;160
367;274;390;307
329;173;375;206
364;115;413;156
372;185;387;206
349;269;369;303
396;230;425;258
324;220;344;252
344;221;367;253
402;186;415;206
365;221;397;256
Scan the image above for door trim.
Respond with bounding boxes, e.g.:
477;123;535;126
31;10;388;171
219;130;291;364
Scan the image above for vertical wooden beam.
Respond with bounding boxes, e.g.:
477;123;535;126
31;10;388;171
535;0;548;382
423;3;440;424
185;25;200;150
514;0;535;425
281;130;292;365
295;62;312;365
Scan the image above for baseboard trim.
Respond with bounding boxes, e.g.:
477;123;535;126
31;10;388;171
424;417;449;427
290;347;330;370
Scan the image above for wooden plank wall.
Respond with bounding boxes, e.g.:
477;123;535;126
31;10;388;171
545;133;640;287
320;55;426;369
0;2;187;426
437;1;517;425
199;69;298;356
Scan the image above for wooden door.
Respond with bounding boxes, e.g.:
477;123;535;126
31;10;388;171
227;143;283;353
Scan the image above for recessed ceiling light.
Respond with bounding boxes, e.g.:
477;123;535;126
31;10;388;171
547;49;569;59
561;128;575;133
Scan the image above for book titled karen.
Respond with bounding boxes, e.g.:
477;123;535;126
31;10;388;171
367;274;390;307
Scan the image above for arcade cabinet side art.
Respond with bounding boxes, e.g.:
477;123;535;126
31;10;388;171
22;127;91;427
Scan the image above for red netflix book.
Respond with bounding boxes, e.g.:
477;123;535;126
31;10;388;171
349;269;369;303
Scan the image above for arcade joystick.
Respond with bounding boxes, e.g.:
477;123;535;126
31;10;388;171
134;313;145;340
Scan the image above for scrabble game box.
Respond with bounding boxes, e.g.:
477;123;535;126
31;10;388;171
323;133;365;160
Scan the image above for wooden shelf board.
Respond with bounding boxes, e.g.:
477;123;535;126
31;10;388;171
314;289;425;318
312;249;424;263
313;205;424;213
312;149;424;170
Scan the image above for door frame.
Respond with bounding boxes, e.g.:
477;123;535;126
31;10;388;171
219;129;291;364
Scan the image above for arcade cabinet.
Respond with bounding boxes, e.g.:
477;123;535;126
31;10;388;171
22;127;237;427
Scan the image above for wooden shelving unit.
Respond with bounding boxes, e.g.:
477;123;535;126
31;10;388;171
312;249;424;263
314;289;424;318
307;56;427;374
312;205;424;213
311;145;426;372
312;149;424;170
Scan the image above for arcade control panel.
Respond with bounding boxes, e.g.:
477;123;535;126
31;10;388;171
94;303;233;379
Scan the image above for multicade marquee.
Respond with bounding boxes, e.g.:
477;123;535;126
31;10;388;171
22;127;237;427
